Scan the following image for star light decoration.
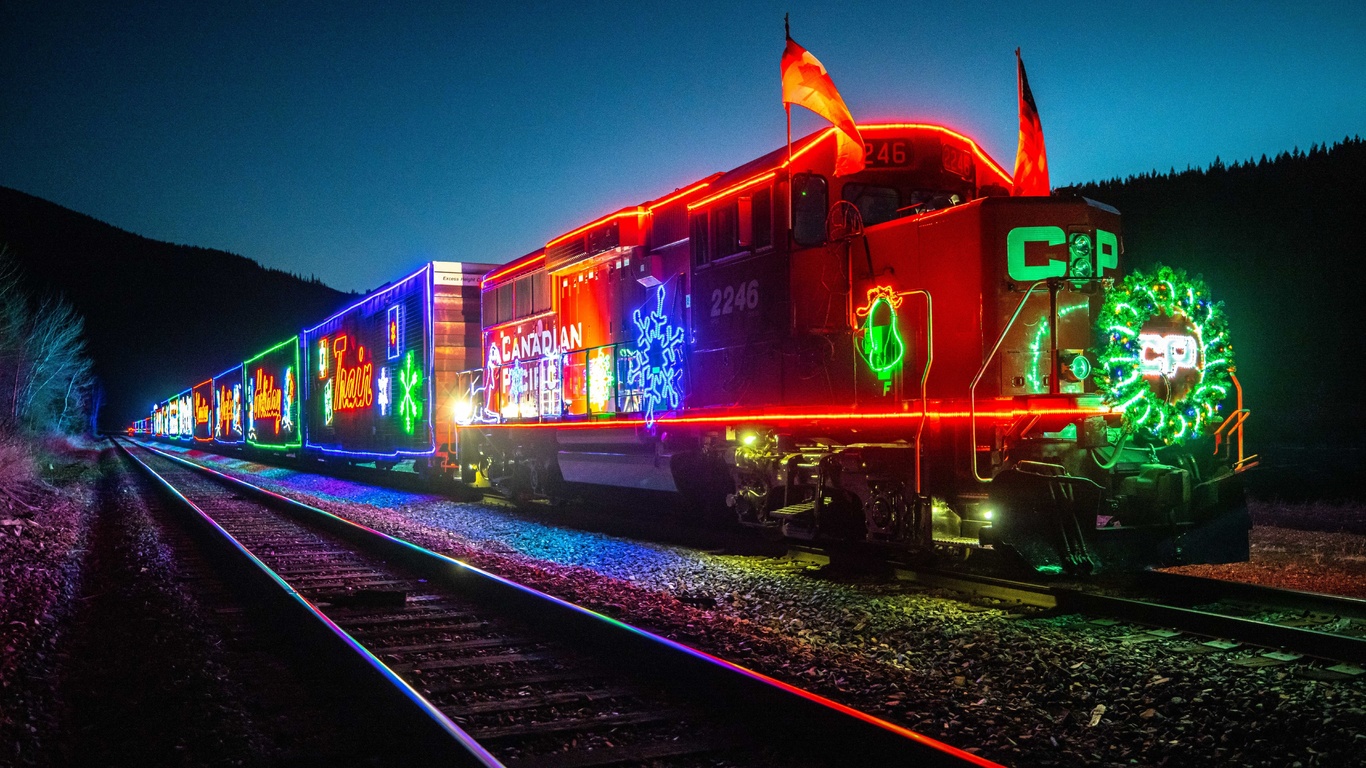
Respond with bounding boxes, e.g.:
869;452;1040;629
1095;265;1234;445
377;366;391;416
625;285;686;428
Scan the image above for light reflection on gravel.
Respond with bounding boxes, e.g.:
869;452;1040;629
153;443;1366;768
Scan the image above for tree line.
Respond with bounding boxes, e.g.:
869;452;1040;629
1066;135;1366;444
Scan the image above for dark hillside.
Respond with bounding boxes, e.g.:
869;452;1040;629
1067;137;1366;496
0;186;358;431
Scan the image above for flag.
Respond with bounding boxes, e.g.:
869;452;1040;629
1012;48;1050;196
782;33;865;176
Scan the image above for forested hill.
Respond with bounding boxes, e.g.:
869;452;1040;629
1065;136;1366;445
0;186;358;431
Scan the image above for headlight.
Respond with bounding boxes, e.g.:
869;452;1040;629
1068;233;1095;278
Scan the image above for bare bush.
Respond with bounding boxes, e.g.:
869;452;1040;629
0;247;96;435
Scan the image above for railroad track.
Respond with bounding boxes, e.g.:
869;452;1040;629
865;558;1366;673
115;438;994;768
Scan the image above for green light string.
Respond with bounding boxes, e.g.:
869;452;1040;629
1094;264;1235;445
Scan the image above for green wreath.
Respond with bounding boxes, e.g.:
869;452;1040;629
1095;265;1235;445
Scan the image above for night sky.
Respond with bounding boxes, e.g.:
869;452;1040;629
3;1;1363;294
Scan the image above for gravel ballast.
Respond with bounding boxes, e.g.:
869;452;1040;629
157;445;1366;767
3;445;399;766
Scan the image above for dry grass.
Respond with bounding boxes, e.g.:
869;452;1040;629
0;434;40;489
1249;497;1366;535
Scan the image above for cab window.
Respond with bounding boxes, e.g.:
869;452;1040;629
841;183;900;226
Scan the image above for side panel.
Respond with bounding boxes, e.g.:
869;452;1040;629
304;266;435;458
169;390;193;440
688;253;788;410
244;337;302;451
483;313;566;420
212;365;245;444
191;380;213;442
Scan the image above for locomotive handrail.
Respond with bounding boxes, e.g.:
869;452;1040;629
968;280;1049;483
902;289;934;495
1213;371;1256;469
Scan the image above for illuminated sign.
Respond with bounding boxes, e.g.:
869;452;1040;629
855;285;907;386
623;285;685;428
387;304;403;360
253;368;283;426
483;316;578;420
1007;226;1118;281
215;382;242;441
245;337;301;449
302;264;433;458
377;366;391;416
397;350;422;434
192;379;214;442
178;393;193;437
1098;265;1234;445
486;321;582;368
329;335;375;413
587;346;615;413
1139;333;1199;378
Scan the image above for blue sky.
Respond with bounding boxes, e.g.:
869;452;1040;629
3;1;1363;293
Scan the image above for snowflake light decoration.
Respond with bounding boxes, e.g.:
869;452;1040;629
398;350;423;434
625;285;686;428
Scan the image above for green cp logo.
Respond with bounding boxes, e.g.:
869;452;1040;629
1007;226;1118;281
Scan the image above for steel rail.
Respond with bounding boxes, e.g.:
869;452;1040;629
120;438;1000;768
1051;586;1366;666
115;438;500;768
1137;570;1366;616
890;563;1366;667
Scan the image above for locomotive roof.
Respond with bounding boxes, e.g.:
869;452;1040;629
482;122;1012;289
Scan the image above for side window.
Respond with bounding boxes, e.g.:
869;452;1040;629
496;283;513;324
690;212;710;267
514;275;532;318
532;270;551;313
792;173;828;246
481;289;495;327
752;188;772;249
712;202;740;259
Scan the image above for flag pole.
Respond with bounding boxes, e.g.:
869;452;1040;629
784;14;792;166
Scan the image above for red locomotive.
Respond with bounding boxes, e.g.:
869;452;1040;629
138;121;1251;575
460;123;1251;574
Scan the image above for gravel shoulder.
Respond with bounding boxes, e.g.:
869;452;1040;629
0;443;99;766
1165;522;1366;597
3;444;393;767
155;445;1366;767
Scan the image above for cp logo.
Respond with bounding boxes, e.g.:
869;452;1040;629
1138;333;1199;377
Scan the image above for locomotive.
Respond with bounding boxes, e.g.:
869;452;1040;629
135;122;1252;575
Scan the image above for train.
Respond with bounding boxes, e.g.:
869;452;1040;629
131;122;1253;575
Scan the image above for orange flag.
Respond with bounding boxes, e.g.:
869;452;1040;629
1012;48;1050;196
781;33;865;176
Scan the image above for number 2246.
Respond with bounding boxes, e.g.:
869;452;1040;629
710;280;759;317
